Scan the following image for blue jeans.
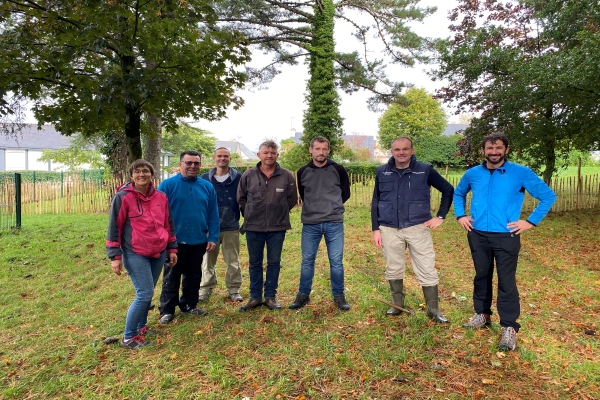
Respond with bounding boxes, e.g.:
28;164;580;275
298;222;345;297
122;250;165;339
245;231;286;300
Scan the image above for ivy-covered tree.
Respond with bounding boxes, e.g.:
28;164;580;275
0;0;250;166
433;0;600;182
215;0;435;154
377;88;447;149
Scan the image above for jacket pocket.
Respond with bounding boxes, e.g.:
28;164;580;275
377;201;395;225
408;201;431;223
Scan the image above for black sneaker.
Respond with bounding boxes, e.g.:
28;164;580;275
181;308;208;316
159;314;174;324
289;293;310;309
333;295;350;311
120;335;150;349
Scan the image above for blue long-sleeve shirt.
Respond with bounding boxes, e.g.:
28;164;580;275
158;174;220;244
453;160;556;232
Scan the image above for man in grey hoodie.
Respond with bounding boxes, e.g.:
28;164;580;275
199;147;243;303
289;136;351;311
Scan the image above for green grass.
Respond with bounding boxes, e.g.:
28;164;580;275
1;207;599;399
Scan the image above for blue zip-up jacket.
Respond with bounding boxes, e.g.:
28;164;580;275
453;160;556;232
158;173;220;244
371;155;454;230
201;167;241;232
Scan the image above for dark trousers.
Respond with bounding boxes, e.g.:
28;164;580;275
467;230;521;331
245;231;286;300
159;243;207;315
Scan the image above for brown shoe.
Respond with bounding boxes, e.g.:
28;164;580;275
239;298;262;312
264;297;282;310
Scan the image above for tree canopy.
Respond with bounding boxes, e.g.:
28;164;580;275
433;0;600;182
162;123;216;164
216;0;435;154
377;88;447;150
0;0;250;165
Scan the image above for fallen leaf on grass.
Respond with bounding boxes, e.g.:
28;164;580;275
584;330;596;336
482;379;495;385
170;353;177;359
194;330;203;335
262;316;275;323
392;377;409;383
495;352;506;359
103;336;119;345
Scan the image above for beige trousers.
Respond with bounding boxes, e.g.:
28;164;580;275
379;224;439;286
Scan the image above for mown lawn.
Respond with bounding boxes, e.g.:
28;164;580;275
1;206;599;399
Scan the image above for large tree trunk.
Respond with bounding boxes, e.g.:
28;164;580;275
125;105;143;164
144;114;163;180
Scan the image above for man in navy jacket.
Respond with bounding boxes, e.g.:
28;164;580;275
454;132;556;351
199;147;243;303
371;137;453;323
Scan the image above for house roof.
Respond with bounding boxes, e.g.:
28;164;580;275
0;124;72;150
444;124;469;136
215;140;256;160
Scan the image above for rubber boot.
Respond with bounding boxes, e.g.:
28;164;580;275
386;280;414;315
422;285;449;324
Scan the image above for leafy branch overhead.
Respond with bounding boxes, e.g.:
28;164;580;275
217;0;436;108
433;0;600;182
0;0;251;163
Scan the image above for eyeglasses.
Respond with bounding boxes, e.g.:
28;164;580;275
133;169;151;175
182;161;200;166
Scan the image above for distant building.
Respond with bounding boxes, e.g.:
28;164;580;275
444;124;469;136
0;124;172;178
0;124;79;171
215;140;256;161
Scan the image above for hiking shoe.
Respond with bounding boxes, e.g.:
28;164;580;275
289;293;310;310
239;298;262;312
228;293;243;302
462;313;491;329
198;292;211;302
120;335;150;349
182;308;208;316
498;326;517;351
264;297;282;310
333;295;350;311
137;326;160;336
159;314;174;324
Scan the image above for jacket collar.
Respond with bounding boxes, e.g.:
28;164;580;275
387;155;416;171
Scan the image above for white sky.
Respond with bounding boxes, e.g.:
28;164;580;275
192;0;458;152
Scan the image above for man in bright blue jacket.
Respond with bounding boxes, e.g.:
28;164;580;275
157;151;220;324
454;132;556;351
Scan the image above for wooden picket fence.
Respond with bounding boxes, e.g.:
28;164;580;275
3;172;600;217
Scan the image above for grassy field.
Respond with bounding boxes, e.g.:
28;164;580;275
1;207;599;399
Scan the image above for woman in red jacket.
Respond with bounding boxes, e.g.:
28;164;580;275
106;160;178;349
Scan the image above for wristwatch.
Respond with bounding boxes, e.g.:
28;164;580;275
437;216;444;219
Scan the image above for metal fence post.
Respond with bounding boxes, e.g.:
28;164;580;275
15;173;21;229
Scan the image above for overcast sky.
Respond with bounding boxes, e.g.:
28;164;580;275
192;0;458;152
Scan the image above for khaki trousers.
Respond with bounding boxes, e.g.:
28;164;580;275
380;224;439;287
199;230;242;295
